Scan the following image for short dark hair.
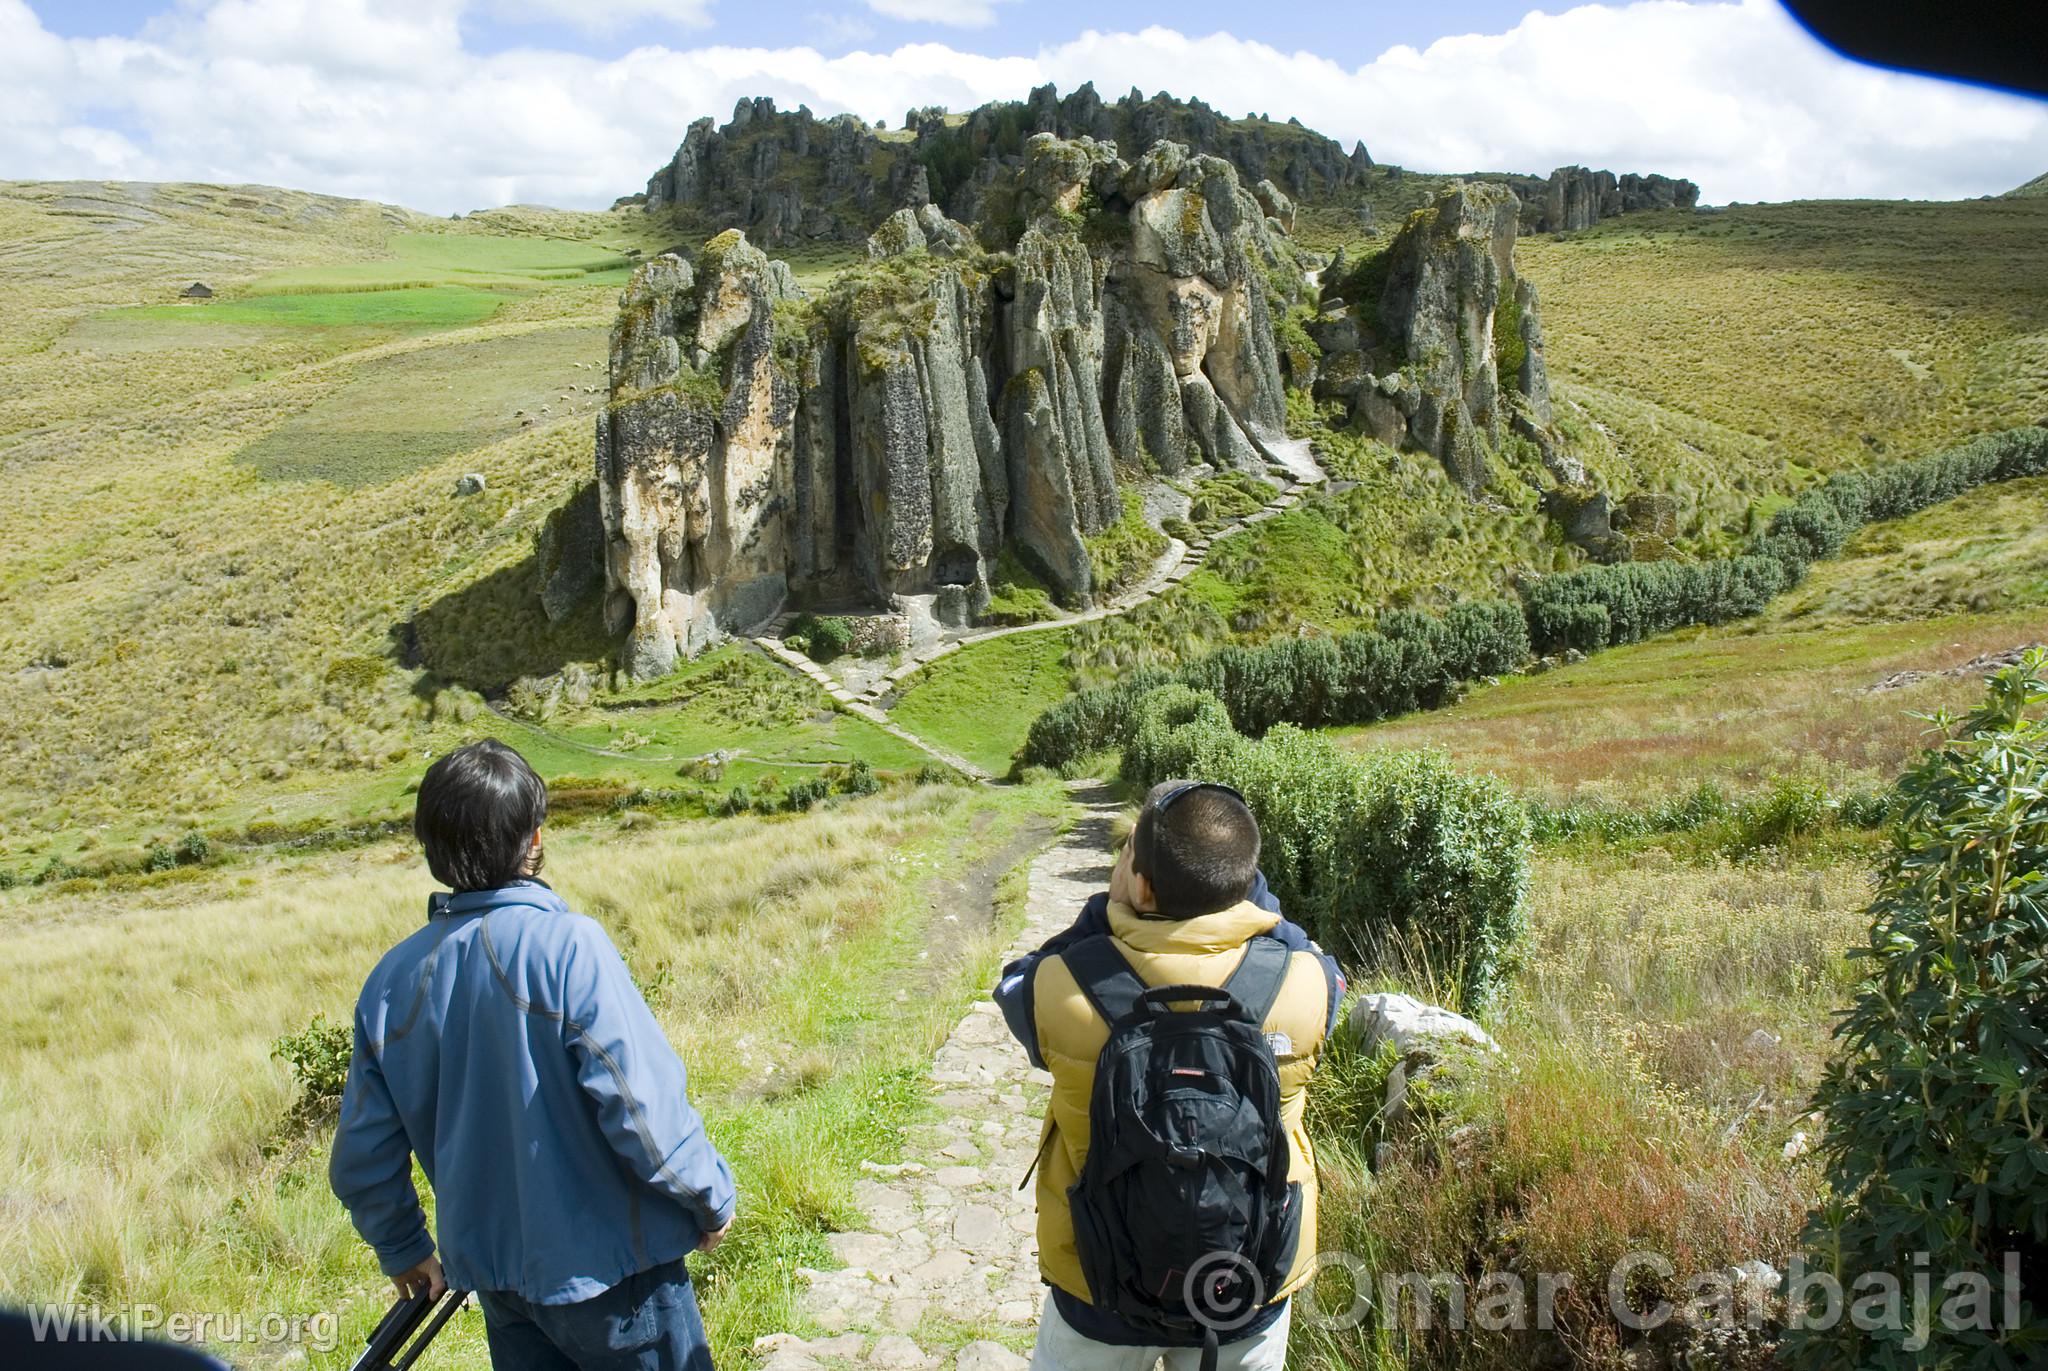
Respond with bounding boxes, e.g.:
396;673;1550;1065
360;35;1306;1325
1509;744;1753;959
1130;779;1261;918
414;740;548;892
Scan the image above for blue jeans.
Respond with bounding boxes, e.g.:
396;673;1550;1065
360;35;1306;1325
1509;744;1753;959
476;1259;713;1371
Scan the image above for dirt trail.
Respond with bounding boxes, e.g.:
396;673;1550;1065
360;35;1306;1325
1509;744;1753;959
752;784;1120;1371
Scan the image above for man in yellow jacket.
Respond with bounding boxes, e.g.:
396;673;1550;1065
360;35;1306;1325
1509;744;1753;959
994;781;1341;1371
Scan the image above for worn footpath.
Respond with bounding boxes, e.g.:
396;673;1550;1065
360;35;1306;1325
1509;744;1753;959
753;787;1120;1371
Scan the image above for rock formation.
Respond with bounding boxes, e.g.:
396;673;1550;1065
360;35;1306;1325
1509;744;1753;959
633;91;1697;250
1310;181;1576;490
1510;165;1701;234
594;136;1302;676
634;85;1370;248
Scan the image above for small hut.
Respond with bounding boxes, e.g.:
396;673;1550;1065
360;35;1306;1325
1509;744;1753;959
180;282;214;300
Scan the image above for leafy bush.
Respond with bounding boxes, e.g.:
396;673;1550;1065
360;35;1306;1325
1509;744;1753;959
838;759;881;797
786;613;854;662
1021;600;1528;771
273;1013;353;1122
1785;656;2048;1370
781;776;832;813
1526;426;2048;654
1120;684;1530;1013
717;785;754;816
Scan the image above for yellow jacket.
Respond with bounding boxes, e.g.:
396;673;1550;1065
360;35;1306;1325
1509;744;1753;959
1030;899;1331;1306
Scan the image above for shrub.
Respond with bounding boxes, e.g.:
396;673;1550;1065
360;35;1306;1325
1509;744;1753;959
838;759;881;797
1121;684;1530;1013
1729;775;1832;853
786;613;854;662
1784;657;2048;1370
273;1013;353;1122
1021;600;1530;771
781;776;832;812
717;785;754;816
175;831;211;865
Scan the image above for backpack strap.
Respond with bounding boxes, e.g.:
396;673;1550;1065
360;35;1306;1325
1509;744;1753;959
1221;935;1292;1027
1062;935;1149;1029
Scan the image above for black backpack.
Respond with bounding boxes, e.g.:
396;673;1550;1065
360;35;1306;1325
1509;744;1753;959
1062;934;1302;1370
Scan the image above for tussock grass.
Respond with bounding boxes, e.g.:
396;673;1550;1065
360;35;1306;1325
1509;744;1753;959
1301;850;1862;1371
0;782;1065;1364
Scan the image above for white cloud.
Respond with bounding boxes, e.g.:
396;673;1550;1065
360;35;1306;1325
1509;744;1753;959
862;0;1016;29
0;0;2041;215
483;0;715;35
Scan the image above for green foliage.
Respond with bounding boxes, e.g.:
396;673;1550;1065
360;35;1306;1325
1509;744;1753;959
1494;287;1527;395
323;654;387;694
786;613;856;662
780;776;832;813
1186;471;1275;529
838;759;882;798
1119;684;1530;1012
1324;241;1395;326
142;830;214;876
1785;658;2048;1370
272;1013;353;1122
1084;489;1169;598
1022;599;1528;769
1526;426;2048;654
983;546;1060;624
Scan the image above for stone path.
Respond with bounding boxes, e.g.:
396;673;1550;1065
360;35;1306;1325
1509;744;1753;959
752;785;1121;1371
847;447;1328;709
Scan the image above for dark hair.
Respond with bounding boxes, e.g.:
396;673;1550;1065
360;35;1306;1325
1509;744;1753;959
1130;779;1261;918
414;740;548;892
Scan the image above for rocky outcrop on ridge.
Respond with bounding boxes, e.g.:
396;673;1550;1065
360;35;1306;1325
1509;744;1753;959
1509;165;1701;234
1311;181;1576;491
641;98;931;245
633;85;1369;248
594;137;1302;677
633;90;1698;250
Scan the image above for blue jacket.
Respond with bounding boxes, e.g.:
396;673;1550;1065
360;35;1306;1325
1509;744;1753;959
329;881;736;1304
993;871;1346;1071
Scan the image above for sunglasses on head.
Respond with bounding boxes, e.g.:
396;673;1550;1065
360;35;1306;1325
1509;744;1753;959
1148;781;1249;816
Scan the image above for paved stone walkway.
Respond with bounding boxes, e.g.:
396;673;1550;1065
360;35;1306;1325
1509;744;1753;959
752;786;1120;1371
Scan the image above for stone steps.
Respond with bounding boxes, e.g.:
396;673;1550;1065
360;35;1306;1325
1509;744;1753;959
750;449;1328;737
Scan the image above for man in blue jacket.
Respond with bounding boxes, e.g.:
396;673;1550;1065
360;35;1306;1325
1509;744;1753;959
330;739;736;1371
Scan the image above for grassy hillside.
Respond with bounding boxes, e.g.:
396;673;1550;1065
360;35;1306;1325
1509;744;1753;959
896;196;2048;776
8;179;2047;870
1338;475;2048;800
0;183;947;877
1522;198;2048;543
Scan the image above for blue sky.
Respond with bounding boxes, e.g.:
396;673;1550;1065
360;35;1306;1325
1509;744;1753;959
4;0;2043;214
